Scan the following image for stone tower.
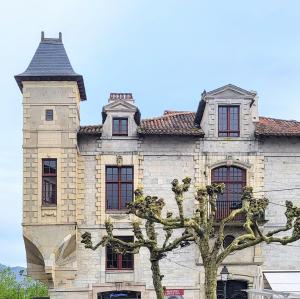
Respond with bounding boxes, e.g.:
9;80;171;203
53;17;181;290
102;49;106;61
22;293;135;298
15;32;86;288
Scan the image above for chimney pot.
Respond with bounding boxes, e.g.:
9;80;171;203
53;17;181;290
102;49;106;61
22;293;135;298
109;93;134;103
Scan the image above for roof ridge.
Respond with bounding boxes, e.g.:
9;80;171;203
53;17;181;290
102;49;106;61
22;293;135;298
163;110;194;115
80;124;102;127
142;111;195;121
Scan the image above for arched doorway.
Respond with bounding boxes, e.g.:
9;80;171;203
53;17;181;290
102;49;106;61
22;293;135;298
98;291;141;299
217;280;247;299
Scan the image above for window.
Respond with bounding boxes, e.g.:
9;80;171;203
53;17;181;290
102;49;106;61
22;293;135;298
212;166;246;220
112;118;128;136
42;159;57;205
218;106;240;137
223;235;235;249
45;109;53;121
106;236;134;270
106;166;133;210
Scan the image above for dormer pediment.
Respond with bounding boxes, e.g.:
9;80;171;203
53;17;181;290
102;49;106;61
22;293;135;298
101;93;140;137
205;84;256;99
104;100;137;113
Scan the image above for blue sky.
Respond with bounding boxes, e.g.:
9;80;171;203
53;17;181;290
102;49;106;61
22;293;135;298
1;0;300;266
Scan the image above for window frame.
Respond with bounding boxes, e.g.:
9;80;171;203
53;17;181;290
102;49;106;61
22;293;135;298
45;109;54;121
106;236;134;271
211;166;246;221
42;158;57;206
211;166;246;201
105;166;134;211
218;105;240;137
112;117;128;136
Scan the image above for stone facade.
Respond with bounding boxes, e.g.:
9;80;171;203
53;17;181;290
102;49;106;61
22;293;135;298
16;35;300;299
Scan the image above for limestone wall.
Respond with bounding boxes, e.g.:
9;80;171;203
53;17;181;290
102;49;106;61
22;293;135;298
260;138;300;270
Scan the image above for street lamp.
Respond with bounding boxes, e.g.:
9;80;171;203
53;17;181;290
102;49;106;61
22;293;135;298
220;266;229;299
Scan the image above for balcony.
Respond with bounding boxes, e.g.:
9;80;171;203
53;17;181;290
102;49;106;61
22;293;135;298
215;200;244;222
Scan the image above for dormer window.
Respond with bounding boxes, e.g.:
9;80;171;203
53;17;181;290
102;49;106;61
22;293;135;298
218;106;240;137
112;118;128;136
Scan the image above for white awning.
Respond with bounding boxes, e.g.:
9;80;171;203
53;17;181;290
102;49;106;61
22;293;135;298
244;289;299;298
264;271;300;293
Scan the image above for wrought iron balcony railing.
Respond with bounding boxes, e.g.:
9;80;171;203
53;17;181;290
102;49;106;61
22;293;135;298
215;200;244;221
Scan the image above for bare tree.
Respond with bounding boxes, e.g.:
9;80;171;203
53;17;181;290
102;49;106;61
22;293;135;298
82;178;300;299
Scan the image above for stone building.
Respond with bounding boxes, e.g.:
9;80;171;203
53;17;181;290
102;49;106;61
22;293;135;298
15;33;300;299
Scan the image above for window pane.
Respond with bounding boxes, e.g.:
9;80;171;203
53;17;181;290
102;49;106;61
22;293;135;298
106;246;118;269
229;132;239;137
43;159;56;174
218;107;228;132
106;183;119;209
119;236;133;269
49;160;56;173
122;252;133;269
121;167;133;182
106;167;119;181
212;167;227;182
121;183;133;208
219;132;227;137
229;106;239;131
113;119;119;129
121;119;128;134
42;177;56;204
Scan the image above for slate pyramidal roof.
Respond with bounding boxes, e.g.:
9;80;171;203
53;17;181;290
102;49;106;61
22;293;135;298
15;32;86;100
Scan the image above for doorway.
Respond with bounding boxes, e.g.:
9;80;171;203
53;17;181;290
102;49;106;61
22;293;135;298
98;291;141;299
217;280;248;299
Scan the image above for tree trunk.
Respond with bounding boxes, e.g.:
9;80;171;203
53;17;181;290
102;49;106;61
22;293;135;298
204;262;218;299
150;257;164;299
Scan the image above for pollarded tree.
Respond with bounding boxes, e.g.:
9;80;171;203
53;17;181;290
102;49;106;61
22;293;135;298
82;178;300;299
81;178;196;299
192;184;300;299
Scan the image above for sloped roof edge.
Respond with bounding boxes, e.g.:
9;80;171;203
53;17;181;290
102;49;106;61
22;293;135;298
206;84;257;97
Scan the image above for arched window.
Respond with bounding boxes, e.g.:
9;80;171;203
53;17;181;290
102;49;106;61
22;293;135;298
211;166;246;220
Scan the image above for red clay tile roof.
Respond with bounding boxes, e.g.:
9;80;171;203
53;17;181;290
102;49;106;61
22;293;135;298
255;117;300;137
138;111;204;136
78;114;300;138
78;125;102;135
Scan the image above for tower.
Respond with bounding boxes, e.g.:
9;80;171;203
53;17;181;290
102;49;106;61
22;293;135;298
15;32;86;288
